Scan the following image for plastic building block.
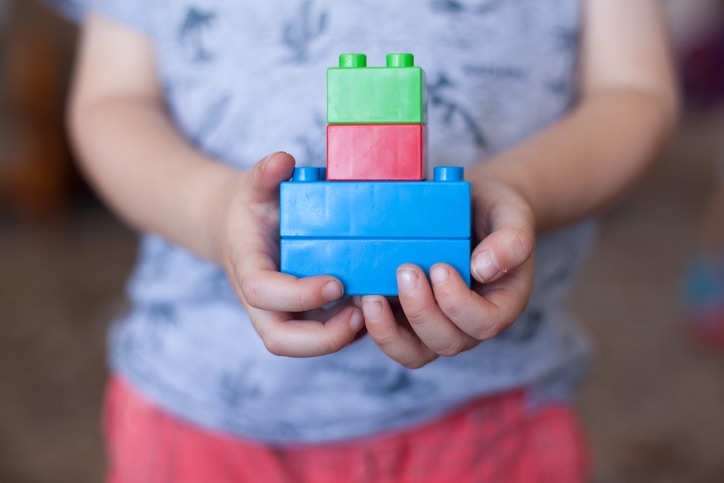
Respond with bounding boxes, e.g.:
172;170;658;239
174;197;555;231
281;238;471;295
290;166;327;182
280;167;470;239
326;124;427;180
327;53;426;125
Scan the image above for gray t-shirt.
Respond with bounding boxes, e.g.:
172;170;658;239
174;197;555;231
64;0;594;444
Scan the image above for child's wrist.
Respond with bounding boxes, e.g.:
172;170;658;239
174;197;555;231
202;165;247;267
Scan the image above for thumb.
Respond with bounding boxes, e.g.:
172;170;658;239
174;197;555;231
246;151;296;201
471;182;535;284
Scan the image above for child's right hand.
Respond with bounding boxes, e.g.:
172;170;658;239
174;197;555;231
214;152;365;357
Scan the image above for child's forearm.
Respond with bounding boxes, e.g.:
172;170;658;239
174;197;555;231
67;13;246;266
471;0;678;233
69;94;241;265
471;87;677;232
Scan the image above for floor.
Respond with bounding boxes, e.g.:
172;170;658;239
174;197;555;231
573;109;724;483
0;208;133;482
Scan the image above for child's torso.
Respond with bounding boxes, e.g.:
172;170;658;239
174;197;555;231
100;0;594;444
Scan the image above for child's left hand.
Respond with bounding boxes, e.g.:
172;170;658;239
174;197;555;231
357;177;535;368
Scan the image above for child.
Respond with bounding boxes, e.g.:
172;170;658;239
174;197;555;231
61;0;677;481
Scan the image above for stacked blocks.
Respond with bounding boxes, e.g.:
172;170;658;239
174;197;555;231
327;53;427;181
280;53;471;295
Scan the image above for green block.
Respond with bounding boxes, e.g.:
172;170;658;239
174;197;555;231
327;53;427;125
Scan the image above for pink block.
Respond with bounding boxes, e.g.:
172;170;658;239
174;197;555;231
326;124;427;180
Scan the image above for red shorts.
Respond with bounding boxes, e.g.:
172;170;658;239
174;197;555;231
104;377;589;483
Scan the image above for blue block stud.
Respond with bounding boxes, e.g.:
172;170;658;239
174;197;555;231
292;166;325;182
434;166;464;181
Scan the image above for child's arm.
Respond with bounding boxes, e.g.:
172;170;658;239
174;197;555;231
360;0;679;367
69;13;364;357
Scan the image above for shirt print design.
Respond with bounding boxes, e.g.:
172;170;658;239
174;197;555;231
431;0;503;15
428;72;488;149
549;25;580;99
179;6;217;62
282;0;329;63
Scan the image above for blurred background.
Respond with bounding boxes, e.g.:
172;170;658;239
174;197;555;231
1;0;723;482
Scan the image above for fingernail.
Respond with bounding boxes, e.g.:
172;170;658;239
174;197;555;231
349;309;364;332
472;250;500;282
397;268;418;291
362;298;383;322
323;281;344;301
430;265;449;285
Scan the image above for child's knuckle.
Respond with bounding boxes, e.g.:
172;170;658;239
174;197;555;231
435;339;466;357
471;314;510;341
240;278;262;305
262;333;287;356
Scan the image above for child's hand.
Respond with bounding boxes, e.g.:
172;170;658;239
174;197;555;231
215;152;364;357
358;178;535;368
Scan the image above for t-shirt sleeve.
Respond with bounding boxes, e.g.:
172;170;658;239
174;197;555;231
42;0;153;33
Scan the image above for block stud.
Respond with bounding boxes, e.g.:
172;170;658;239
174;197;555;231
339;54;367;68
434;166;464;182
292;167;323;182
386;53;414;67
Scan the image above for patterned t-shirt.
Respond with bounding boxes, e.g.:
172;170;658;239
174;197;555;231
60;0;595;444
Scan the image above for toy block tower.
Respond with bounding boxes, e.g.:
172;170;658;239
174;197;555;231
280;53;471;295
327;53;427;180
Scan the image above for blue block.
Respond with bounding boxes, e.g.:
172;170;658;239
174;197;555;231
280;167;470;239
281;238;471;296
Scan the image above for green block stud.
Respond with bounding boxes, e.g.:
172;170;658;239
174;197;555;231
327;53;427;125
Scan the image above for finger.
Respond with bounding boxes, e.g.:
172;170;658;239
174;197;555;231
245;151;296;201
472;184;534;284
236;266;346;312
361;295;438;369
471;225;534;283
222;152;296;267
430;259;534;340
396;264;478;356
228;222;345;312
248;305;365;357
